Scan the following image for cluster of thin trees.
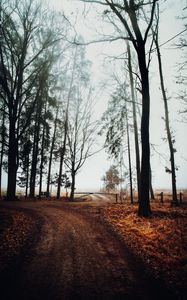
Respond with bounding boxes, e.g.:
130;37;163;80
0;0;96;201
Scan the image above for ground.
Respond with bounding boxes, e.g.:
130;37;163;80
0;195;186;300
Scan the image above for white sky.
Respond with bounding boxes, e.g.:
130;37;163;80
47;0;187;192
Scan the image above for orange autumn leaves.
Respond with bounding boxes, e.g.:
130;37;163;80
102;203;187;294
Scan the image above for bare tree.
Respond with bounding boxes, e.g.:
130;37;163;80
65;92;96;200
80;0;158;216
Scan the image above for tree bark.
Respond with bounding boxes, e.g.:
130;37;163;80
70;169;76;201
149;164;155;200
0;102;6;199
39;121;45;197
137;43;151;216
7;118;18;200
127;42;141;199
57;145;66;199
25;153;29;198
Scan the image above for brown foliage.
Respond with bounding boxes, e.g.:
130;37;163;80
102;203;187;296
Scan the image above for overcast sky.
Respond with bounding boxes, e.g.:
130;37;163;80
46;0;187;192
2;1;186;193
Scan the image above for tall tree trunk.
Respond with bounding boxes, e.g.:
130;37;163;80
47;107;58;195
0;102;6;199
25;153;29;198
30;113;40;197
56;104;68;200
137;43;151;217
127;42;141;200
70;169;76;201
154;29;178;206
39;121;45;197
39;102;47;197
126;111;133;204
7;118;18;200
56;137;67;199
149;164;155;200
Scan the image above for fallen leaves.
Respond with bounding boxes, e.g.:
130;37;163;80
0;208;34;272
101;202;187;296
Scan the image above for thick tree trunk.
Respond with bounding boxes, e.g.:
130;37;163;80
70;170;76;201
7;119;18;200
25;155;29;198
149;165;155;200
127;42;141;200
0;103;6;199
154;31;178;206
137;43;151;217
47;145;53;195
56;145;66;199
0;147;3;199
39;122;45;197
30;114;40;197
57;117;68;199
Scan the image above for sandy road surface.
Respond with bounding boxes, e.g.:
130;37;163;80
0;199;175;300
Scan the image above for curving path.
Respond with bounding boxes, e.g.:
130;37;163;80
0;200;175;300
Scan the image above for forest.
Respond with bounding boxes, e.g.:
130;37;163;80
0;1;186;299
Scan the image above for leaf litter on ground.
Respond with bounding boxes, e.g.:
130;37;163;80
101;202;187;298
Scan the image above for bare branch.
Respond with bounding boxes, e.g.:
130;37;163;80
73;35;131;46
79;0;108;5
144;0;158;43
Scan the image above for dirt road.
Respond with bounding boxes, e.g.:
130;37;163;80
0;199;176;300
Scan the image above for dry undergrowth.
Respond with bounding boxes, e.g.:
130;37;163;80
102;202;187;296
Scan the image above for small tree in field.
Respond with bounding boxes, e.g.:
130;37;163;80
102;165;123;192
